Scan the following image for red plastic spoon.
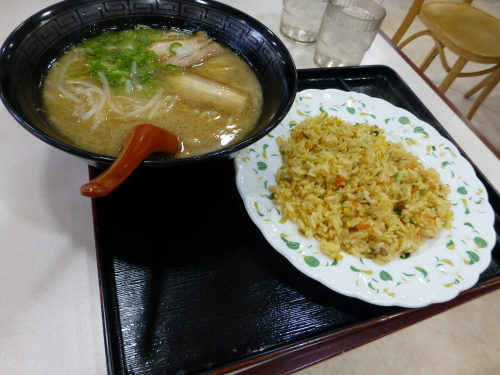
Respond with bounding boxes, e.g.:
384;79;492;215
80;123;182;198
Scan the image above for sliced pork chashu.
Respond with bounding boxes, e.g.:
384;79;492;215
169;73;247;113
146;31;223;68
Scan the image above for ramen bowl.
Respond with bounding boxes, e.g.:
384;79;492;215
0;0;297;167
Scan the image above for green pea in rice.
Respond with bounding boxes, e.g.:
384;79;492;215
269;115;454;264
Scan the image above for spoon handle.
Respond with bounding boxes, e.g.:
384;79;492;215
80;123;182;198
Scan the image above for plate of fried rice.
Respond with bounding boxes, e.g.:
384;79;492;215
234;89;496;307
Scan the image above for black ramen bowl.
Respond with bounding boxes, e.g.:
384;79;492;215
0;0;297;167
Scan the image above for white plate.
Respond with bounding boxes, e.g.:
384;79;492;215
234;89;496;308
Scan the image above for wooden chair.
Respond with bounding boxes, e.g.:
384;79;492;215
392;0;500;120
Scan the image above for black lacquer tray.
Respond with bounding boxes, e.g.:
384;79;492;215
92;66;500;375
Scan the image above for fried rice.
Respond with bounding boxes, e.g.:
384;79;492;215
269;115;454;263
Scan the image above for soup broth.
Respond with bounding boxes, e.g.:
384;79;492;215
42;27;263;158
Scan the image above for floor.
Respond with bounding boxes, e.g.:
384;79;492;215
380;0;500;156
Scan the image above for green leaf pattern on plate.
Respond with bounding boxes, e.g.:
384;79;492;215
304;255;320;267
398;116;411;125
414;126;429;137
281;235;300;250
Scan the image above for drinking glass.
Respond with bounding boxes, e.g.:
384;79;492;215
314;0;386;67
280;0;328;43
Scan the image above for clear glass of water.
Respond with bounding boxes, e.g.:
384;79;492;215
314;0;386;67
280;0;328;44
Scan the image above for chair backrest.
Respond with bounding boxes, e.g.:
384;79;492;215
392;0;474;45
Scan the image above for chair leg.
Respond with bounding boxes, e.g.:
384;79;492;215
465;73;492;98
439;57;468;93
420;46;438;72
467;67;500;119
392;0;426;45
